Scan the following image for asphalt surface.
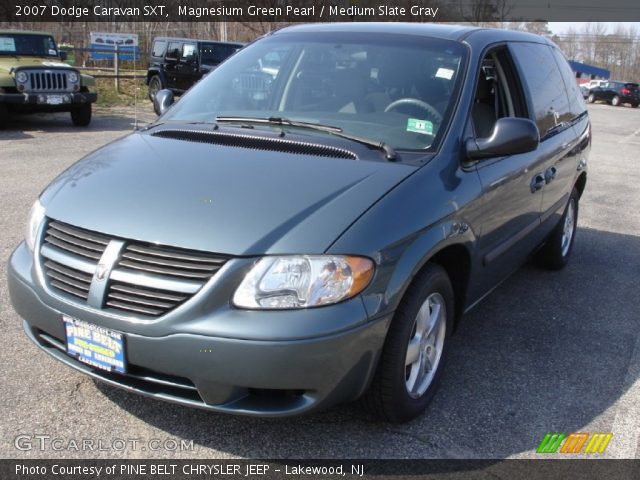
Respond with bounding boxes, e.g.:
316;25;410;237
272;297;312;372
0;103;639;459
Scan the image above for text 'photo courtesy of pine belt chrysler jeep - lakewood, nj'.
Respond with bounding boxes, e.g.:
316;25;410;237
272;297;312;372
0;30;97;128
8;23;590;422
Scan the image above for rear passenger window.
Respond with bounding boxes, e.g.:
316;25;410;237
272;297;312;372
549;46;586;118
151;40;166;58
510;43;571;139
181;44;197;61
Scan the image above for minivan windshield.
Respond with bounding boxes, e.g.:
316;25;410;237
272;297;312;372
163;32;467;152
0;33;59;57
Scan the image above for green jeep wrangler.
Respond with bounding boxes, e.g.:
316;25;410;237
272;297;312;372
0;30;97;128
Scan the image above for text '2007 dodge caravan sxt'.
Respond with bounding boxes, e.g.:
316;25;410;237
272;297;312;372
9;24;590;422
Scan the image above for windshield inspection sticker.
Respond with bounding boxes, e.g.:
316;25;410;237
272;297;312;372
435;67;455;80
407;118;433;135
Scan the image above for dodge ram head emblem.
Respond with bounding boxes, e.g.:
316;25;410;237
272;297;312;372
95;264;108;281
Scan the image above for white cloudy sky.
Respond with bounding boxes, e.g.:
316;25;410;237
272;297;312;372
548;22;640;34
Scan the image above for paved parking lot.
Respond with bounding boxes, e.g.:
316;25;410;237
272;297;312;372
0;104;639;459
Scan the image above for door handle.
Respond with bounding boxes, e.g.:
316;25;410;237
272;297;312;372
545;166;557;184
530;173;545;193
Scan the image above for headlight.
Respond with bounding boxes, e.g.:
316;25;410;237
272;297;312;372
233;255;374;309
16;71;28;83
67;72;79;83
25;200;45;252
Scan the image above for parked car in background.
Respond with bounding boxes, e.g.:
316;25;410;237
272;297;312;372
10;24;590;422
587;80;639;107
0;30;96;128
580;85;589;99
583;79;606;91
146;37;243;113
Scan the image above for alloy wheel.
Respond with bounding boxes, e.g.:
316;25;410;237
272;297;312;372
405;292;447;399
561;198;576;257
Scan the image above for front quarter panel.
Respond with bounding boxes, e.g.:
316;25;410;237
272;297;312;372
80;73;95;87
328;152;482;318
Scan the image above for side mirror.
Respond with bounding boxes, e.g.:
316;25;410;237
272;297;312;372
60;51;68;61
154;89;174;116
466;117;539;160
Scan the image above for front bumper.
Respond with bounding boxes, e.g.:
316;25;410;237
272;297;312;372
8;242;391;417
0;91;97;107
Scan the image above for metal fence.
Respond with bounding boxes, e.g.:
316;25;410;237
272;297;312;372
60;46;148;91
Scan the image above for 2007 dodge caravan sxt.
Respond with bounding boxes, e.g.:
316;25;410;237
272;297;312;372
8;24;590;422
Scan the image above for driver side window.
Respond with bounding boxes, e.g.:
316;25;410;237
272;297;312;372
472;49;527;138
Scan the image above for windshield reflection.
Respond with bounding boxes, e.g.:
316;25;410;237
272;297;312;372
163;32;466;151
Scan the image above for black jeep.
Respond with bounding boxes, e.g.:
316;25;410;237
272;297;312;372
146;37;243;113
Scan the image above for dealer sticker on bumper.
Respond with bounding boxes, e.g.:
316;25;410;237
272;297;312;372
63;316;126;374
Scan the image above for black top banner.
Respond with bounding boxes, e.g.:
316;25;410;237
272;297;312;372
1;0;640;22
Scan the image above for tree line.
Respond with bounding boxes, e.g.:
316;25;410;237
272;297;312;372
1;20;638;81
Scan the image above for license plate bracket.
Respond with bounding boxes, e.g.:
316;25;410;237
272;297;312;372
45;95;64;105
63;316;127;374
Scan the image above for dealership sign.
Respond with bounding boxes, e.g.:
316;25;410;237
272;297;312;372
90;32;140;60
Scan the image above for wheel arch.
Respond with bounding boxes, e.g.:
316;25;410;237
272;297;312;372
575;172;587;198
428;244;472;329
146;69;163;85
375;233;474;333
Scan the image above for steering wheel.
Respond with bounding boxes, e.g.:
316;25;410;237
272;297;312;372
384;98;443;124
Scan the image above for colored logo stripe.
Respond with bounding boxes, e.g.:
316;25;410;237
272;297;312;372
537;432;613;454
560;433;589;453
536;433;566;453
584;433;613;454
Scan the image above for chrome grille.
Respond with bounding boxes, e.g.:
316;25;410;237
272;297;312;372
40;219;228;319
45;221;109;261
118;244;226;280
25;70;71;92
106;282;189;317
44;260;92;300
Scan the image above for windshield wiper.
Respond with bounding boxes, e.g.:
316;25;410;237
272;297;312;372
141;120;219;132
216;116;397;161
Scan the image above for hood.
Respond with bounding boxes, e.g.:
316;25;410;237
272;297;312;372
0;56;70;73
41;129;417;256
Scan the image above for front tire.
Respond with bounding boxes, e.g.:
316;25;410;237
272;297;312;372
71;104;92;127
535;188;579;270
148;75;163;101
612;95;621;106
363;264;453;422
587;93;595;103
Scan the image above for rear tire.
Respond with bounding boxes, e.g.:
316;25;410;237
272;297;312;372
612;95;621;106
362;263;453;422
0;103;7;129
632;103;639;108
71;104;92;127
587;93;595;103
535;188;579;270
